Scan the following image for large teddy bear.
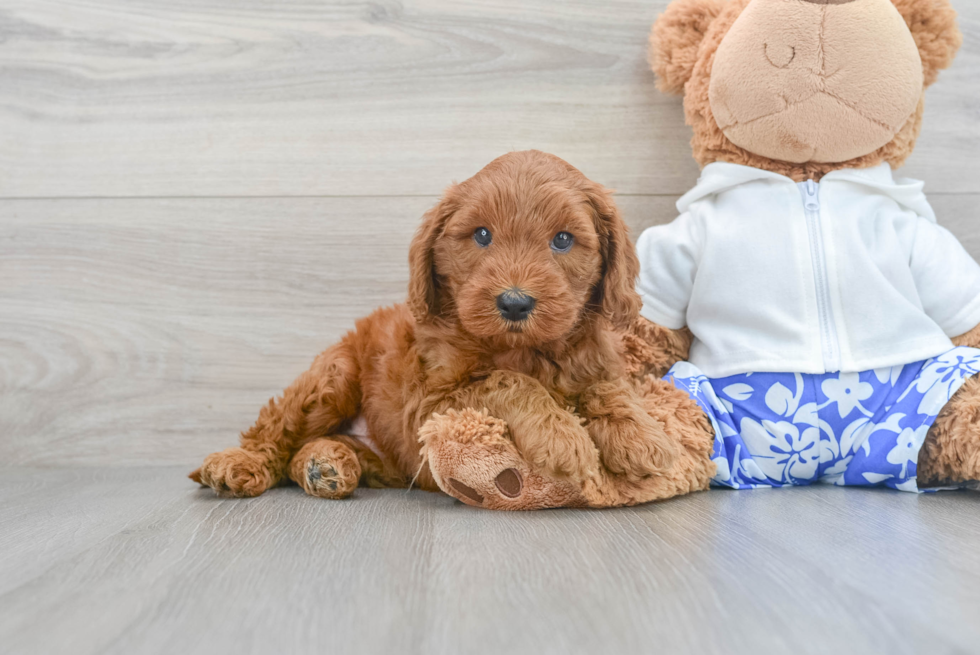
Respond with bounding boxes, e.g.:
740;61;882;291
422;0;980;508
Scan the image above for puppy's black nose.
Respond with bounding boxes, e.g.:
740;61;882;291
496;289;536;322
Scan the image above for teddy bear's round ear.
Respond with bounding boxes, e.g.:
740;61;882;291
891;0;962;87
649;0;726;95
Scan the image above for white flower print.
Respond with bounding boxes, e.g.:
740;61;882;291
873;364;903;387
693;383;733;438
894;478;920;492
712;456;731;483
670;361;705;381
738;457;769;484
821;373;874;419
793;401;838;460
886;424;930;479
819;455;853;482
725;443;769;487
839;412;904;458
739;418;820;483
722;383;753;401
668;347;980;493
764;373;804;417
793;401;836;438
912;351;980;415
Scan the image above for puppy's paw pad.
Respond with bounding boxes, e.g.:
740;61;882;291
304;458;355;499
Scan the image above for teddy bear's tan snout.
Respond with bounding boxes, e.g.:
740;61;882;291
708;0;923;164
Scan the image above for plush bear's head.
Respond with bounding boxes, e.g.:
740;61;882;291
650;0;962;180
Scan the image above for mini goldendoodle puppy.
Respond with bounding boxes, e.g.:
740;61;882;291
191;150;682;500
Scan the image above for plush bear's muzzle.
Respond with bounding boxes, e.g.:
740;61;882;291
708;0;923;163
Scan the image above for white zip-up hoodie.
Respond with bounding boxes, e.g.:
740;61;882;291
637;162;980;378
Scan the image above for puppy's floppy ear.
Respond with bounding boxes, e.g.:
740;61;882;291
649;0;726;95
584;182;641;330
891;0;962;87
407;187;458;324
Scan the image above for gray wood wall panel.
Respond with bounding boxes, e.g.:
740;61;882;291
0;0;976;198
2;194;977;466
0;0;977;467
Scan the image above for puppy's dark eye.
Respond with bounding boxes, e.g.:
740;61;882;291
474;227;492;247
551;231;574;253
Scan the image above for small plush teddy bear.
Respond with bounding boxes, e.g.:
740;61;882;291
422;0;980;508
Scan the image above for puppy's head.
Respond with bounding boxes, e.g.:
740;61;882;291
408;151;640;346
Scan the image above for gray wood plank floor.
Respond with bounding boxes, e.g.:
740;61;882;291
1;468;979;655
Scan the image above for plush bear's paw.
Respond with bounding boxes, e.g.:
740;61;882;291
419;408;586;510
288;439;361;499
191;447;274;497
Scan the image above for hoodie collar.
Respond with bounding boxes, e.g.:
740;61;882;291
677;162;935;221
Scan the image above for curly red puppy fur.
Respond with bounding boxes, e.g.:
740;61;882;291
191;150;678;499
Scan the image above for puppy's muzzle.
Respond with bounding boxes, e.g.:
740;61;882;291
496;288;536;322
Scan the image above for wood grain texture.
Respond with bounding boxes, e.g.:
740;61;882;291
0;467;978;655
0;0;977;198
2;194;978;466
2;2;979;653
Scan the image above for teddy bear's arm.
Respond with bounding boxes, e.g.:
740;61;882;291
421;373;718;510
619;316;693;378
907;217;980;341
952;322;980;349
431;371;600;484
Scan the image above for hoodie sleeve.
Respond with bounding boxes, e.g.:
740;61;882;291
909;217;980;338
635;211;702;330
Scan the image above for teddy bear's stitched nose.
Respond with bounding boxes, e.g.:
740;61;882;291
799;0;857;4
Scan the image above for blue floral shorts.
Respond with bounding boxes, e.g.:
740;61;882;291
665;347;980;492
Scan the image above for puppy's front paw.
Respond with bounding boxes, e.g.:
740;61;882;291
193;447;274;497
288;439;360;499
595;412;676;479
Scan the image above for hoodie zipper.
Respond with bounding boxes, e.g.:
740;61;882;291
798;179;841;372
